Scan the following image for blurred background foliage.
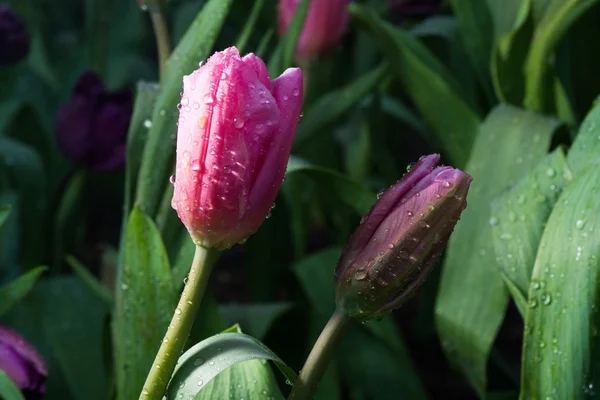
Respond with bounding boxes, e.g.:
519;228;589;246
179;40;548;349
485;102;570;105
1;0;600;398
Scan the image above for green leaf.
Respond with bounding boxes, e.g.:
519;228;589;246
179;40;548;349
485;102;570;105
194;359;284;400
0;266;46;316
41;277;109;400
435;105;561;396
66;255;113;308
113;206;178;400
350;4;481;167
523;0;599;112
521;166;600;399
491;148;572;307
286;156;376;215
567;96;600;175
0;371;25;400
166;333;297;399
268;0;311;76
0;205;10;230
293;63;388;149
220;303;293;340
124;81;160;219
135;0;232;217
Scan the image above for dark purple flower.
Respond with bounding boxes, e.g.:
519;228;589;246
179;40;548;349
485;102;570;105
389;0;442;18
0;325;47;400
335;154;471;321
56;71;133;172
0;6;30;65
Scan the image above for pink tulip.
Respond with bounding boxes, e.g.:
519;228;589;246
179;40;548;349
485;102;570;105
278;0;350;61
171;47;303;249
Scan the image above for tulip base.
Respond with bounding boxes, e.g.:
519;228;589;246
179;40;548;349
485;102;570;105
289;308;350;400
140;245;215;400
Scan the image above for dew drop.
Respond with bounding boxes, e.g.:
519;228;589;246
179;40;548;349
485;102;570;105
169;175;176;185
576;219;586;230
292;88;299;96
354;268;368;281
546;168;556;177
234;117;244;128
144;119;152;128
175;308;182;315
197;379;203;386
181;97;189;106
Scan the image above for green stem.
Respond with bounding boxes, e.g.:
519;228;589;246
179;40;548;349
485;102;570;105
150;10;171;78
140;245;215;400
288;308;350;400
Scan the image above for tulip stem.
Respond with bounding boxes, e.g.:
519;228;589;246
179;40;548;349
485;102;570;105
150;10;170;77
288;308;350;400
140;245;215;400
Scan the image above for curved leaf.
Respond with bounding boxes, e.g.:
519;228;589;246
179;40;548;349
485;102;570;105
166;333;297;399
521;166;600;399
0;371;24;400
435;105;561;395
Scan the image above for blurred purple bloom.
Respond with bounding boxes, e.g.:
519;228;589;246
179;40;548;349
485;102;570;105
335;154;471;320
0;325;47;400
56;71;133;172
389;0;442;18
0;6;30;65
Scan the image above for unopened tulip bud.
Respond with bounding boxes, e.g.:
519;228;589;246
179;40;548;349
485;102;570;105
278;0;350;61
335;154;471;321
171;47;303;249
0;325;47;399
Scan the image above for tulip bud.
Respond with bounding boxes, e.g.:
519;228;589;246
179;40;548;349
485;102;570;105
171;47;303;249
335;154;471;321
0;325;47;399
56;71;133;172
0;6;30;65
278;0;350;61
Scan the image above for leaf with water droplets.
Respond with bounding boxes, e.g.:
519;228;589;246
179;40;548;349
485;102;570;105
114;206;178;400
166;332;294;399
435;104;561;396
522;166;600;399
491;147;572;315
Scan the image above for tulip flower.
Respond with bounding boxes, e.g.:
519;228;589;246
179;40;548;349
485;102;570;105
171;47;303;250
278;0;350;61
335;154;471;321
0;325;47;399
0;6;30;65
56;71;133;172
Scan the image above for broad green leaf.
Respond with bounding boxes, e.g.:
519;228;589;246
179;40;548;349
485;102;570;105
521;166;600;399
267;0;311;76
567;96;600;175
491;148;572;307
66;255;113;308
113;207;178;400
0;266;46;316
135;0;232;217
124;81;160;219
292;248;428;399
0;137;47;268
219;303;293;340
41;277;109;400
235;0;265;53
435;105;561;396
293;63;388;149
523;0;599;112
350;4;481;166
166;333;297;399
0;371;25;400
286;156;375;215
